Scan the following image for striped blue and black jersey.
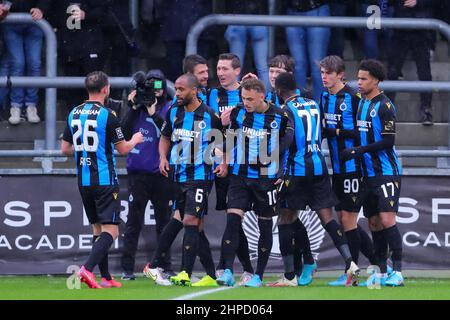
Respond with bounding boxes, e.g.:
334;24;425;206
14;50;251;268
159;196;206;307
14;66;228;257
283;95;327;177
356;93;402;177
198;87;208;104
207;87;242;116
63;101;124;187
320;84;361;175
161;102;223;183
266;87;311;107
228;103;291;179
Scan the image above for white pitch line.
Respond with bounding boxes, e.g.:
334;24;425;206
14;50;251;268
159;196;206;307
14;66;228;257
172;286;235;300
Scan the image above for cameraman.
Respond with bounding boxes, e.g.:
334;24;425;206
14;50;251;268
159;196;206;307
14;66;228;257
120;69;173;280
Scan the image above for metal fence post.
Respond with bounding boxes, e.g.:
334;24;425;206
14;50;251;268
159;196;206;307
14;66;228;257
129;0;139;30
268;0;276;58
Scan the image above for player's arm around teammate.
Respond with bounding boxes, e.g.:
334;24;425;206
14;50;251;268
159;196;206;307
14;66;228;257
319;56;379;286
274;72;360;287
341;60;403;287
158;74;226;286
144;54;214;285
217;79;287;288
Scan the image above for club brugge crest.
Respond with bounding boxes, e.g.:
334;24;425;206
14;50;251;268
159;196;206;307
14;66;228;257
270;120;278;129
370;109;377;118
242;209;326;260
198;120;207;130
339;103;347;112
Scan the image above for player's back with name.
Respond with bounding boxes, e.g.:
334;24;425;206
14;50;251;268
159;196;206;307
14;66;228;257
283;95;327;177
64;101;124;187
161;101;223;183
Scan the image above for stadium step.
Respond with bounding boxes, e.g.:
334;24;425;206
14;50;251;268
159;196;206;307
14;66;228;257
397;123;448;146
0;120;66;143
343;36;450;124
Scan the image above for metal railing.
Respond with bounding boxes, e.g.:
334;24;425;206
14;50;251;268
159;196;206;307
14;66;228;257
129;0;139;30
2;149;450;158
1;149;450;176
186;15;450;55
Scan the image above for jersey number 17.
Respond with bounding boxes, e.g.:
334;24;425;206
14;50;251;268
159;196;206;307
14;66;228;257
297;108;320;151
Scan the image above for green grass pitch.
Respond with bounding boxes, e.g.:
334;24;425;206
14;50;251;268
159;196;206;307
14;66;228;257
1;275;450;300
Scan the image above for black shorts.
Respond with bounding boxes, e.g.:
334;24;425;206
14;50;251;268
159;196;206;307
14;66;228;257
279;173;338;211
79;185;121;225
332;173;364;213
172;181;210;219
214;175;229;211
227;175;278;217
361;176;401;218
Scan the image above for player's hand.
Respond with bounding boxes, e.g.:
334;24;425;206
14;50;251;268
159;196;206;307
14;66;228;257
214;163;228;178
131;132;144;145
404;0;417;8
274;178;283;186
241;73;258;82
30;8;43;20
340;147;362;162
128;90;137;104
221;108;233;127
160;158;170;177
147;100;157;116
0;5;9;21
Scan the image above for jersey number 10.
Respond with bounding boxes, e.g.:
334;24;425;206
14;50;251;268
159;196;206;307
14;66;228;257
71;119;99;152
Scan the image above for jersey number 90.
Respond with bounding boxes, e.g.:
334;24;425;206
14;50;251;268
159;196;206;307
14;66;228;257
71;119;99;152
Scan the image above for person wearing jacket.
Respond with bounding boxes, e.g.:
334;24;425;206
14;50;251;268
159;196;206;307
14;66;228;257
47;0;108;112
387;0;436;126
120;69;173;280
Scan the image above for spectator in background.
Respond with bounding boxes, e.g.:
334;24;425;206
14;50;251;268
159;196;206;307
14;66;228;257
285;0;331;102
438;1;450;25
224;0;269;88
121;69;173;280
360;0;395;59
159;0;213;82
1;0;50;125
327;0;353;58
435;1;449;57
387;0;434;126
48;0;107;112
102;0;136;100
0;2;10;114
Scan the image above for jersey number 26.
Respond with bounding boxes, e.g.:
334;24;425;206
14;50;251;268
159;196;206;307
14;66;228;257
71;119;99;152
